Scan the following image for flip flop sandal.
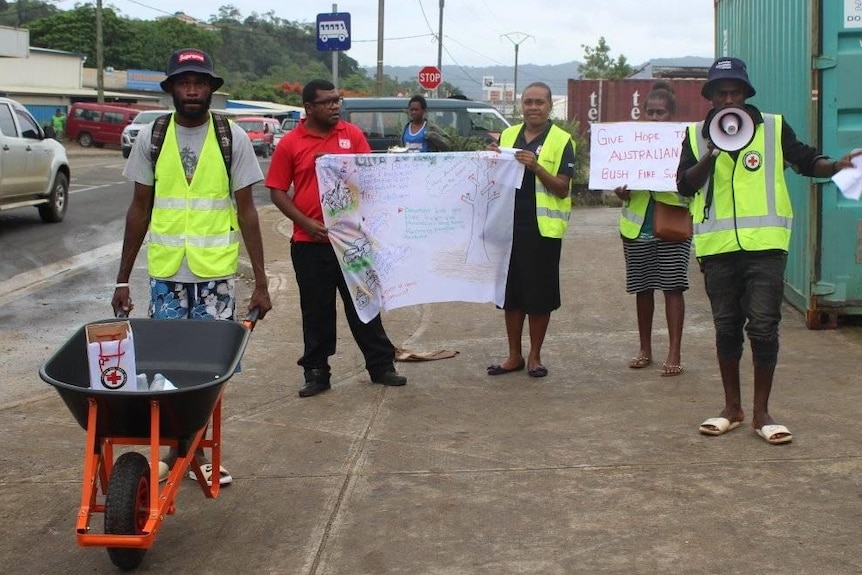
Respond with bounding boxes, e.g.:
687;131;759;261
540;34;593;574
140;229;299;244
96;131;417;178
629;356;652;369
188;463;233;486
755;424;793;445
660;363;684;377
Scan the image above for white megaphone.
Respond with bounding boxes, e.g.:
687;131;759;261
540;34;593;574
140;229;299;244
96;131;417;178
708;106;755;152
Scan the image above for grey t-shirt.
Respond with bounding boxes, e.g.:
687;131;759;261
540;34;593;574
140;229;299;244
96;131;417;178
123;116;264;282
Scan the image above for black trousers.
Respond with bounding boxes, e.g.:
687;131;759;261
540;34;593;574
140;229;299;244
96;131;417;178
291;241;395;375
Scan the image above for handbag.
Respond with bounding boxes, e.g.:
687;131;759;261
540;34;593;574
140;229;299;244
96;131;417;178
651;196;692;242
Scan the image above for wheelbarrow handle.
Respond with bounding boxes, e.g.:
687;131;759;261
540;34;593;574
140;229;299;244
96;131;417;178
243;307;260;331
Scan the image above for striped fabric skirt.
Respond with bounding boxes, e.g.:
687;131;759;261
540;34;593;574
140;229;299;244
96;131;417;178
622;236;692;293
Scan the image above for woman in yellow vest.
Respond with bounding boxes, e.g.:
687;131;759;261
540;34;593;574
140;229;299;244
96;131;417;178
487;82;575;378
613;82;691;377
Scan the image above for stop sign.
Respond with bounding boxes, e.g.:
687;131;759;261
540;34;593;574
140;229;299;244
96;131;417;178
418;66;442;90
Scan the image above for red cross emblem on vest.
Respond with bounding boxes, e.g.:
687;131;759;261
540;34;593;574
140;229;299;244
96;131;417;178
743;151;762;172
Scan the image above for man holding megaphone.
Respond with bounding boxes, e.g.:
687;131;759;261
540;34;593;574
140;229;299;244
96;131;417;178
676;56;861;445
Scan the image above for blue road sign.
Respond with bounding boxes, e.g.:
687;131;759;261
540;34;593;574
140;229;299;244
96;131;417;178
316;12;351;51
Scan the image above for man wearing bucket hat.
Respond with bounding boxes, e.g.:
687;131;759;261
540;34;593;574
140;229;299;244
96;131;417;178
113;48;272;484
677;57;861;445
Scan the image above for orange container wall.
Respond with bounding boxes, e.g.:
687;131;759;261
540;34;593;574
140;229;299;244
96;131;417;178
566;79;713;136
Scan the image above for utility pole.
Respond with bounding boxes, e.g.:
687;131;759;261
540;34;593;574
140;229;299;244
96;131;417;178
375;0;384;96
436;0;443;97
96;0;104;103
331;3;339;89
501;32;532;119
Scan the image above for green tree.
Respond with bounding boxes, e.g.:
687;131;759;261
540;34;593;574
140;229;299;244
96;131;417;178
578;37;632;79
0;0;58;27
27;5;138;68
126;18;220;73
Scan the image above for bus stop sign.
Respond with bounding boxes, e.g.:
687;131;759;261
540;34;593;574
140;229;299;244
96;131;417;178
316;12;351;51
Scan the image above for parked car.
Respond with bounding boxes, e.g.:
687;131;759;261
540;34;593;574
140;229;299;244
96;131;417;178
121;109;172;158
235;117;282;157
66;102;140;148
339;97;511;151
0;97;71;223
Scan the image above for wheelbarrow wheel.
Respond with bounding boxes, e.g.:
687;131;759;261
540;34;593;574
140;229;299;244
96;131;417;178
105;452;150;571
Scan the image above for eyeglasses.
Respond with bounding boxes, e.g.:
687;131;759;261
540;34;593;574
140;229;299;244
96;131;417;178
310;97;343;108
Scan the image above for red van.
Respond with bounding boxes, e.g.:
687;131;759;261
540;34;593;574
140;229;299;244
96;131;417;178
66;103;140;148
235;116;282;157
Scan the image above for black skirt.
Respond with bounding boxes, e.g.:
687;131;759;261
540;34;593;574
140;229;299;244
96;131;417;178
503;223;562;314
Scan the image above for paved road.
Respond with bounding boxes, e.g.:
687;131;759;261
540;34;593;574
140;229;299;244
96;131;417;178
4;197;862;573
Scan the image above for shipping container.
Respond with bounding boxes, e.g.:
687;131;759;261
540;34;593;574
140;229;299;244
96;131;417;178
566;79;712;137
716;0;862;328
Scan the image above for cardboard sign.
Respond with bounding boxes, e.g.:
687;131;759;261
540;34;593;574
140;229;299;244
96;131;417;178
85;321;141;392
588;122;688;191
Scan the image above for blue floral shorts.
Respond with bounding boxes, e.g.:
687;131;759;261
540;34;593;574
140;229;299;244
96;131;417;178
148;278;236;321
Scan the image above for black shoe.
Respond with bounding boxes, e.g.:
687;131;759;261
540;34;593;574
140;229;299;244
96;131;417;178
299;380;331;397
370;370;407;386
299;368;331;398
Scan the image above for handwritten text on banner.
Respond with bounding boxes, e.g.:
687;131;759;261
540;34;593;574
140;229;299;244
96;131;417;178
316;152;525;323
588;122;688;191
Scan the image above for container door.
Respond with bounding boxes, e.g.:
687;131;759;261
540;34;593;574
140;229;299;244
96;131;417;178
816;1;862;314
714;0;816;314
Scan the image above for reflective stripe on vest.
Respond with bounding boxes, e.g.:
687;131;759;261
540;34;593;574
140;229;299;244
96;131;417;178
148;116;239;279
687;113;792;256
499;123;573;238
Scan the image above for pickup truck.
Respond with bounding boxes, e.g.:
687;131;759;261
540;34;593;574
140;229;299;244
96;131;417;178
0;97;71;223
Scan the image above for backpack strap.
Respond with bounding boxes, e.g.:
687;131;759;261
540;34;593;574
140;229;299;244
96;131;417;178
149;113;172;166
211;113;233;176
149;112;233;178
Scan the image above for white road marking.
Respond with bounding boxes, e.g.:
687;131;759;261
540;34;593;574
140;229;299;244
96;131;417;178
0;241;123;305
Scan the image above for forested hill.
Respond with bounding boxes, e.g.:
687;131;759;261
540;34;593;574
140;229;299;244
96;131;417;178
0;2;423;104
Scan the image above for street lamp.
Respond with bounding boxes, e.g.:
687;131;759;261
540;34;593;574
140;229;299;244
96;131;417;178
501;32;532;119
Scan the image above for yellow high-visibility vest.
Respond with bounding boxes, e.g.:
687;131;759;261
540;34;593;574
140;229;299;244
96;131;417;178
685;113;792;257
500;123;574;238
148;115;239;278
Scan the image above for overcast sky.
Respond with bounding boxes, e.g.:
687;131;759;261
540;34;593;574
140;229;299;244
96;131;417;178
109;0;715;69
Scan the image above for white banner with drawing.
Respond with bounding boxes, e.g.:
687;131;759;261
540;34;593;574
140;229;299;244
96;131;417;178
588;122;688;191
315;152;525;323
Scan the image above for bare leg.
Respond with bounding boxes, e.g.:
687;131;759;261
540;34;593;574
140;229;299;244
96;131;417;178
716;356;745;424
634;290;654;361
664;290;685;367
527;312;551;369
499;308;526;370
751;363;777;429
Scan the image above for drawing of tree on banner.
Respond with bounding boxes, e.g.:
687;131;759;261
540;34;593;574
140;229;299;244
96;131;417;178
461;154;502;265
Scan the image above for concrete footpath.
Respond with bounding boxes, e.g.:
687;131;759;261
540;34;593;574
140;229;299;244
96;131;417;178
5;196;862;574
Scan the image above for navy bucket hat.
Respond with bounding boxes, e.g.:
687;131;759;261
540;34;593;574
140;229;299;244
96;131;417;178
160;48;224;92
702;57;756;99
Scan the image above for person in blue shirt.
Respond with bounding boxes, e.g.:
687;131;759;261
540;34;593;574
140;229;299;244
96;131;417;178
401;95;451;152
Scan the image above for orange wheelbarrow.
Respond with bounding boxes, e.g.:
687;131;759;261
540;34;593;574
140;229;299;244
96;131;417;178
39;312;257;571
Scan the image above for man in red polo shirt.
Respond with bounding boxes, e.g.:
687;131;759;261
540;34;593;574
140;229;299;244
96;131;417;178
266;79;407;397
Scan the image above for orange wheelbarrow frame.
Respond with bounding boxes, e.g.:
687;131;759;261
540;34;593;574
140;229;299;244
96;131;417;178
75;393;225;550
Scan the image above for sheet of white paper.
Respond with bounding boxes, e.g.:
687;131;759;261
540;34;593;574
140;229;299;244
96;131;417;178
316;152;525;323
832;155;862;201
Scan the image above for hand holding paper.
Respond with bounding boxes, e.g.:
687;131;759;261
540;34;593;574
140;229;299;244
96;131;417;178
832;151;862;201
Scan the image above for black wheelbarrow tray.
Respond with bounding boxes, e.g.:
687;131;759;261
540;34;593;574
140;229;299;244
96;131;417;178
39;314;257;571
